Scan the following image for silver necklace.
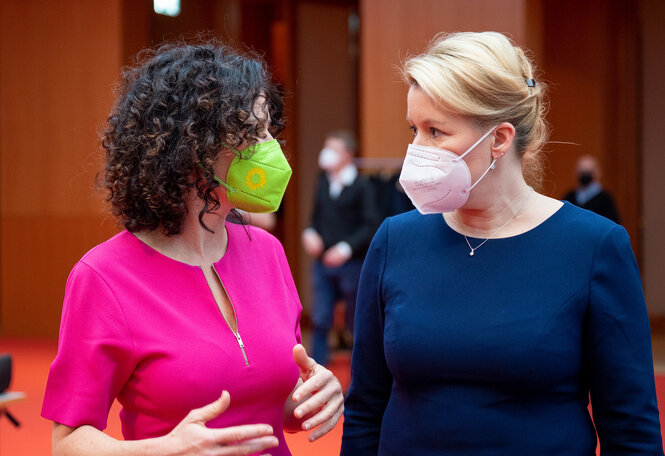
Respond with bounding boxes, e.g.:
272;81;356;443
463;187;533;257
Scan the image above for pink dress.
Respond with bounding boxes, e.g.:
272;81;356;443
42;222;302;455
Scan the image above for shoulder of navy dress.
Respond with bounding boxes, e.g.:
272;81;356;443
557;201;626;239
379;208;441;234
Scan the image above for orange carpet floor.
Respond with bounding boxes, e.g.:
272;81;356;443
2;338;665;455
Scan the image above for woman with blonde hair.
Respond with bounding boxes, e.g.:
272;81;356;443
341;31;662;455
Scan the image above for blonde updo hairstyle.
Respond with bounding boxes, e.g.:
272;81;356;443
402;31;548;189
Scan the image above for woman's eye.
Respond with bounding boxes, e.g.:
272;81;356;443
430;127;440;138
408;125;417;137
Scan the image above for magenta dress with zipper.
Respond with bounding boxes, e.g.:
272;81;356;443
41;222;302;455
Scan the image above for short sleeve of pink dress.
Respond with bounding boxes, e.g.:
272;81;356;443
42;223;303;456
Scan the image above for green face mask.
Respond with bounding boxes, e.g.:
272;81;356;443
211;139;292;213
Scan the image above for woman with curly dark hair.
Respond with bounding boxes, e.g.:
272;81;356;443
41;41;344;456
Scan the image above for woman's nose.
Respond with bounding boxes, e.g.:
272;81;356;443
411;132;426;147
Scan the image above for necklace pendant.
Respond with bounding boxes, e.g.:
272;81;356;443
469;249;475;256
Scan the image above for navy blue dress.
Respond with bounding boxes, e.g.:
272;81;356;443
341;202;663;455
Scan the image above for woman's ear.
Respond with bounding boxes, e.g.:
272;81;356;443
491;122;516;159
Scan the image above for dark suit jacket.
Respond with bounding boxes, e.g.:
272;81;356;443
309;172;381;259
564;189;620;224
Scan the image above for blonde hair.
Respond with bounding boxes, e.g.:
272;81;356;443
402;31;548;189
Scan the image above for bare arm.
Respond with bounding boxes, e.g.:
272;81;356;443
52;391;278;456
53;423;165;456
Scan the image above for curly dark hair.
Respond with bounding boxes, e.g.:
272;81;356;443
102;40;284;235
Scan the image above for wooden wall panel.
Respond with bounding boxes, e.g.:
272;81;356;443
359;0;529;160
0;0;124;338
0;216;119;338
541;0;640;258
640;0;665;316
540;2;611;196
295;0;358;312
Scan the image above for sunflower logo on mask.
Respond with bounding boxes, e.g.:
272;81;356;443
245;167;268;191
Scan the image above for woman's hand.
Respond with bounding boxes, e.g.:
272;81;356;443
290;344;344;441
52;391;278;456
167;390;279;455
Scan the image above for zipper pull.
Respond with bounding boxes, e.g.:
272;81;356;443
234;332;249;366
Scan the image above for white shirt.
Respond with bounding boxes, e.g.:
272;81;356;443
328;163;358;199
576;181;602;205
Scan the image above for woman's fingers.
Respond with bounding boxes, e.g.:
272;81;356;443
293;368;341;414
169;391;278;455
217;434;279;455
301;392;344;431
307;402;344;442
291;366;344;441
210;423;276;444
292;344;317;381
294;380;331;419
292;367;330;403
185;390;231;425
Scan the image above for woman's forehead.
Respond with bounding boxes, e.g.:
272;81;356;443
407;87;463;126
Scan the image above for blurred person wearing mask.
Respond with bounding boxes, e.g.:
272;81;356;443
564;154;620;223
341;31;662;455
302;131;381;367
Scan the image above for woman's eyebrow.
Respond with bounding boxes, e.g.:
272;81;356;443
406;116;448;128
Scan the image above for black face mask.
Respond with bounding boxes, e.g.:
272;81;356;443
578;172;593;187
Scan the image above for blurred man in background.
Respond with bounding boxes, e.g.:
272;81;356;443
564;154;620;223
302;130;380;366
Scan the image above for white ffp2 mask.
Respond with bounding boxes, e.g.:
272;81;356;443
318;147;340;171
399;128;496;214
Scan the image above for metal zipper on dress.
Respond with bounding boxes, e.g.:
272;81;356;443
232;332;249;366
201;266;249;366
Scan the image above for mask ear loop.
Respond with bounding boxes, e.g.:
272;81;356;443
467;157;498;192
453;127;496;164
212;175;236;193
197;163;236;193
457;127;498;194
